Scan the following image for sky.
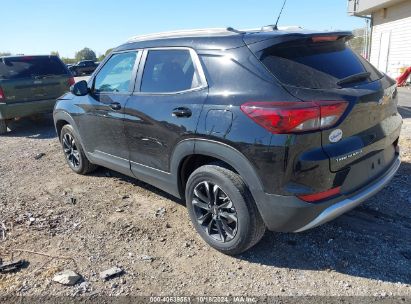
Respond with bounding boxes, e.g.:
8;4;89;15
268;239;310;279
3;0;366;58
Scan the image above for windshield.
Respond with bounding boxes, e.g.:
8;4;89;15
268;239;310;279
0;56;69;79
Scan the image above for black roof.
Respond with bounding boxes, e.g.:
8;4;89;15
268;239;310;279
114;28;353;52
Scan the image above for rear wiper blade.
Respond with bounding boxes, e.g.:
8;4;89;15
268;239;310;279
337;72;371;86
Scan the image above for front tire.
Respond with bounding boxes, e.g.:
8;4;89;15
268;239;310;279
185;165;266;255
60;124;97;174
0;119;7;134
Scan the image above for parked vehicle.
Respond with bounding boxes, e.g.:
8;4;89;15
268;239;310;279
68;60;98;76
54;28;402;254
0;55;74;134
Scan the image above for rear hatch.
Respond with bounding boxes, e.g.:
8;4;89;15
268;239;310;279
0;56;72;103
245;32;402;193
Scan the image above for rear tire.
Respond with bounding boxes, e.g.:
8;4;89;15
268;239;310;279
0;119;7;135
185;165;266;255
60;124;98;175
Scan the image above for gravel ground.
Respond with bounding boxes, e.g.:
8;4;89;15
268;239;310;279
0;100;410;297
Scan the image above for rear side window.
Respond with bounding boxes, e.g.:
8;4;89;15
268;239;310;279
0;56;69;79
94;52;137;93
257;39;383;89
141;49;201;93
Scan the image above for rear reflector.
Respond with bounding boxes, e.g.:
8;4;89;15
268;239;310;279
240;101;348;134
68;77;75;86
0;86;5;101
298;187;341;203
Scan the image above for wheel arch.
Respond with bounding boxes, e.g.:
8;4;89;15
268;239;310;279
171;139;264;202
53;111;84;147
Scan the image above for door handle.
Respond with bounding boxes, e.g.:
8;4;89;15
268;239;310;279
110;102;122;111
172;107;192;118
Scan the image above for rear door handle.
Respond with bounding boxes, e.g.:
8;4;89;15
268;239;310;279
110;102;122;111
172;107;192;118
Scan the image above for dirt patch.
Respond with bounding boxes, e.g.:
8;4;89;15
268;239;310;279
0;115;410;297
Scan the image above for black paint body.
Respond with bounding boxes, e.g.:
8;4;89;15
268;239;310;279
54;30;402;232
69;60;98;76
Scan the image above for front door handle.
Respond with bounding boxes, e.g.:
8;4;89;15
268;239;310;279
110;102;122;111
172;107;192;118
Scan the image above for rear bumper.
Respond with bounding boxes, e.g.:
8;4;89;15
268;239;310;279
252;156;401;232
294;156;400;232
0;99;56;120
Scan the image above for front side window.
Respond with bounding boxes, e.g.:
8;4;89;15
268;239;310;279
141;49;201;93
94;52;137;93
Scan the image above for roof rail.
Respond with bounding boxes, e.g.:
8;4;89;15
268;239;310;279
127;28;238;43
226;27;246;34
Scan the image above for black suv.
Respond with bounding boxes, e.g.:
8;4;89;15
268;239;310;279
54;28;402;254
69;60;98;76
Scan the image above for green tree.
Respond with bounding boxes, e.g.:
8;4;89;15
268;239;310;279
97;48;114;62
0;52;11;56
348;27;369;57
50;51;60;57
75;47;97;62
348;36;365;54
105;48;114;56
61;57;76;64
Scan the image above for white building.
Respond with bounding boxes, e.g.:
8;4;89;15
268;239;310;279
348;0;411;79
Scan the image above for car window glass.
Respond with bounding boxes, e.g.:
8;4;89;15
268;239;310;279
94;52;137;93
258;39;383;89
141;49;200;93
0;56;68;79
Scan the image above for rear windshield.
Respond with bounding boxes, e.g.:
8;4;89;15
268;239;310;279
257;39;383;89
0;56;69;80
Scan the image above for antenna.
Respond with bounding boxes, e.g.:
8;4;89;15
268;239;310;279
273;0;288;30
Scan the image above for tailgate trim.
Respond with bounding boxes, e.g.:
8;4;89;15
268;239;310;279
294;156;401;232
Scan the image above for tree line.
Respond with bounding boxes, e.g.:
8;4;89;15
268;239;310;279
57;47;114;64
0;47;114;64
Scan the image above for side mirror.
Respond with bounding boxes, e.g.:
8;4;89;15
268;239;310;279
70;80;89;96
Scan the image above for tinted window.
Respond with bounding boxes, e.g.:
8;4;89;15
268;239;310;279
0;56;69;79
141;50;200;93
258;39;383;89
94;52;137;93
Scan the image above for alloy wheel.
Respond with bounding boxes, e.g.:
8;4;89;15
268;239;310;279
62;133;80;168
192;181;238;242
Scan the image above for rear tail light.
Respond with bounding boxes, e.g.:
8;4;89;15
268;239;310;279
298;186;341;203
240;101;348;134
68;77;75;86
0;86;5;101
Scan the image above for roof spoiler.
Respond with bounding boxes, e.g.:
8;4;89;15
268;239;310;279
244;31;354;48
